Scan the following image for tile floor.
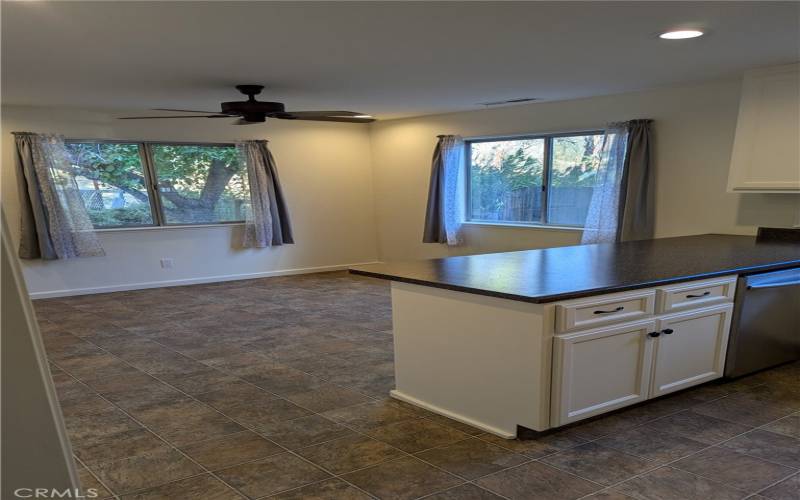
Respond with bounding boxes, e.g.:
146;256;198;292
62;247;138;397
37;272;800;500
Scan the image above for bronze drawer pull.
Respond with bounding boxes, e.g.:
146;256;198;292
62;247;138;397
686;291;711;299
593;306;624;315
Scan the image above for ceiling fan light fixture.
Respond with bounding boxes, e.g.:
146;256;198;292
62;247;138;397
659;29;704;40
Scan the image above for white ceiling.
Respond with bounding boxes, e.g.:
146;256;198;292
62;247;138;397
2;1;798;119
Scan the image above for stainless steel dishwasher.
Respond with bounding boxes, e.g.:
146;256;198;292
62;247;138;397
725;267;800;378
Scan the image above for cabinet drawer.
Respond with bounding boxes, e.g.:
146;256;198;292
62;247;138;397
555;290;656;333
656;276;736;313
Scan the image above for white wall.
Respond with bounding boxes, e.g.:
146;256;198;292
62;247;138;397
1;210;79;496
1;106;379;297
369;78;800;261
4;78;799;297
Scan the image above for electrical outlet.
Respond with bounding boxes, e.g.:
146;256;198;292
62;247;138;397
160;258;174;269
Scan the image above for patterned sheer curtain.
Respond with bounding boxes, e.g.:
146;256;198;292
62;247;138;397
582;120;654;244
581;124;629;244
14;132;105;259
238;140;294;248
422;135;465;245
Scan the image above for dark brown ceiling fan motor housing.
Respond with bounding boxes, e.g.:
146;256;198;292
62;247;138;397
119;84;374;124
221;85;284;123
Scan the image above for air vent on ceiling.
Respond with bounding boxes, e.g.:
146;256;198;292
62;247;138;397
479;97;538;107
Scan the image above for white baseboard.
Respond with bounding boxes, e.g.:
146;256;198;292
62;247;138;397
29;261;381;299
390;389;516;439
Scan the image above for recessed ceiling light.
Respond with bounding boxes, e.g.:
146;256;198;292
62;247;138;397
659;29;704;40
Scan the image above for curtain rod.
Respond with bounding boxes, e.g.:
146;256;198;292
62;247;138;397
62;138;238;147
463;127;605;142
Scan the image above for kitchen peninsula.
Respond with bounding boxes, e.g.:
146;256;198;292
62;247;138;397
351;234;800;438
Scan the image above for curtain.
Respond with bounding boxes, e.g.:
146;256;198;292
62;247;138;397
422;135;465;245
618;120;655;242
581;120;654;244
14;132;105;260
238;140;294;247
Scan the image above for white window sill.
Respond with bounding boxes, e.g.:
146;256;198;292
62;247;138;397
462;221;584;232
95;223;244;233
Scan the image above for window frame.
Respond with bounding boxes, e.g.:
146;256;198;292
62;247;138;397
464;130;604;229
65;139;246;230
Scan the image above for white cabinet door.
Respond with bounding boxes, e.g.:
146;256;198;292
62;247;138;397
650;304;733;398
728;63;800;192
552;319;657;426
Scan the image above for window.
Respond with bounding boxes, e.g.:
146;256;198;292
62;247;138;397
64;141;248;228
150;144;248;224
64;142;155;228
467;131;603;227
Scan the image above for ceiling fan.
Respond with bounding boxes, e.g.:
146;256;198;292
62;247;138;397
119;85;375;125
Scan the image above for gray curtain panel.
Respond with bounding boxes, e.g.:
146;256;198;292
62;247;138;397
13;132;105;260
581;120;654;244
238;140;294;247
617;119;655;242
422;134;464;244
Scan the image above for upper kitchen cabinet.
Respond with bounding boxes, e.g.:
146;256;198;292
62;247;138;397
727;63;800;193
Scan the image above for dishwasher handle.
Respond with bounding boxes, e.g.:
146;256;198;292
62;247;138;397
747;279;800;290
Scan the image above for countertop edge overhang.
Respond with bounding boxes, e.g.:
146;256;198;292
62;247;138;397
349;234;800;304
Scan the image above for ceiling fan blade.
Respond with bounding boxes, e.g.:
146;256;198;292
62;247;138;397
118;115;232;120
275;111;375;123
281;111;363;117
234;118;260;125
152;108;230;114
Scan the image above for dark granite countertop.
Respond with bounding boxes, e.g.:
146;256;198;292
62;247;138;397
349;234;800;303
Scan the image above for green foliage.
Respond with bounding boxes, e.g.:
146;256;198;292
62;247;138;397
87;205;152;227
66;143;148;192
550;135;602;187
150;144;246;199
65;142;249;226
470;139;544;219
469;135;601;220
